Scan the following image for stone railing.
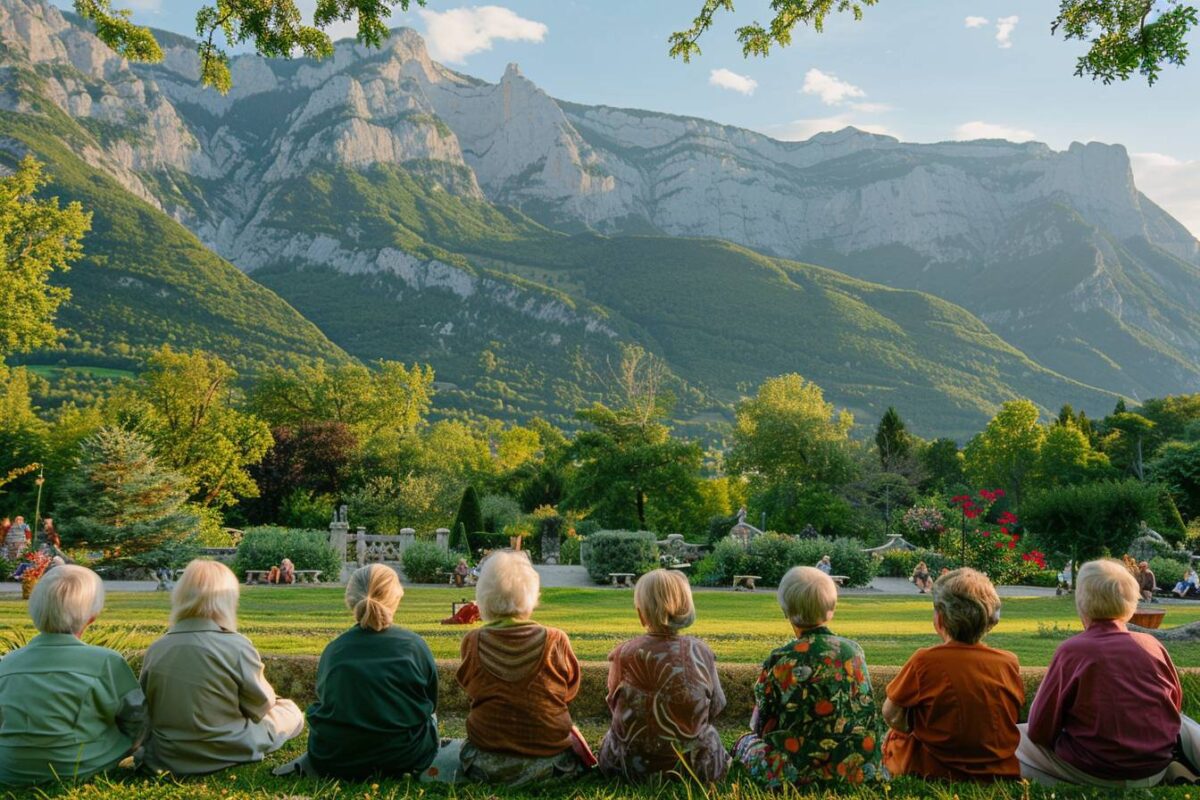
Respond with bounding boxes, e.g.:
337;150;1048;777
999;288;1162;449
329;524;451;566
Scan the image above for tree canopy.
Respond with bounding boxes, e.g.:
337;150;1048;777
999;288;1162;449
669;0;1197;85
74;0;424;93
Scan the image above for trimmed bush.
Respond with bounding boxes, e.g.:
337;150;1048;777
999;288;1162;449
451;487;484;548
875;548;955;578
480;494;521;533
560;536;582;565
401;541;455;584
691;534;877;587
232;527;341;581
584;530;658;584
1150;556;1187;589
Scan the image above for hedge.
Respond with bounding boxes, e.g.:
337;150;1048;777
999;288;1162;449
402;541;456;583
693;534;877;587
583;530;658;584
874;548;956;578
232;527;341;582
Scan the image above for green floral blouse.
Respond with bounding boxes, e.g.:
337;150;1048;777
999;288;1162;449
737;626;885;787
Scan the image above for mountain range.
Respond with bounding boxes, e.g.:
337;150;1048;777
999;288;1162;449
2;0;1198;438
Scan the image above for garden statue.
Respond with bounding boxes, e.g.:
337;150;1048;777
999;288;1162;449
730;508;764;546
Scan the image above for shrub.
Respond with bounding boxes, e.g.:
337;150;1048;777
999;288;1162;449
875;548;955;578
480;494;521;533
233;526;341;581
575;519;601;538
452;487;484;546
691;534;877;587
559;536;582;566
584;530;658;584
1150;556;1187;589
401;541;455;584
470;532;510;559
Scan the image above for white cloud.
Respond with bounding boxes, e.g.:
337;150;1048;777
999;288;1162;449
294;0;359;42
849;101;893;113
964;16;989;28
801;68;865;106
952;120;1036;142
1131;152;1200;238
995;15;1019;48
709;68;758;95
418;6;548;63
770;116;895;141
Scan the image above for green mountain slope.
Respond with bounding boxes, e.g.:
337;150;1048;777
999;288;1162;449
250;164;1116;438
0;111;351;380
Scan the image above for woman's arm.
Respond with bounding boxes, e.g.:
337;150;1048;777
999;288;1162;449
881;697;909;733
236;638;277;722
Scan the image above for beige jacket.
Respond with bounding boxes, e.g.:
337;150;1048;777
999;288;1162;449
138;618;303;774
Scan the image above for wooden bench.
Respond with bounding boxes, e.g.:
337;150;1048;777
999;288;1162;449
244;569;322;585
830;574;849;586
608;572;635;588
733;575;762;591
445;571;477;587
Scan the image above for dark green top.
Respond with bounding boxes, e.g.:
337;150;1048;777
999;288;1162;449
306;625;439;777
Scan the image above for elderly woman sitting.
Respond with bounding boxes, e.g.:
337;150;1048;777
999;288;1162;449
883;568;1024;781
0;566;145;785
733;566;885;788
274;564;439;779
455;549;585;785
598;569;729;783
138;559;304;775
1018;559;1200;787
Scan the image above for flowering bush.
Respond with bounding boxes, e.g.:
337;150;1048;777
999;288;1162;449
19;550;52;598
900;506;945;548
950;488;1047;584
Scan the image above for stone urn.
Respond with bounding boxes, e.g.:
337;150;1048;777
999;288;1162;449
1131;607;1167;629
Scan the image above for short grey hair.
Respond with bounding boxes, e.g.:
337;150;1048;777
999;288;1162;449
778;566;837;628
1075;559;1139;623
475;549;540;622
28;565;105;635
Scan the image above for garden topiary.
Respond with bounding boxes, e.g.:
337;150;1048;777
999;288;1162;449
451;487;484;546
583;530;659;584
232;527;341;581
401;541;456;584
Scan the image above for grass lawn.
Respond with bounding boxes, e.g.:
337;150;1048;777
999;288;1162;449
6;586;1200;666
7;588;1200;799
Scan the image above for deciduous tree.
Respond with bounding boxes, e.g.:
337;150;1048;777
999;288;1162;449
963;400;1045;505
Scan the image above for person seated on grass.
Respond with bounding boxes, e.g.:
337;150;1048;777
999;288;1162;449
1174;566;1198;598
911;561;933;594
882;568;1023;781
1017;558;1200;787
455;549;586;785
273;564;439;779
732;566;886;789
598;569;729;783
138;559;304;775
0;565;146;786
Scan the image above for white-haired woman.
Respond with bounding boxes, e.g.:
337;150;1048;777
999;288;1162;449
733;566;885;788
598;569;729;782
455;549;585;785
0;566;145;785
138;559;303;775
1018;559;1200;787
274;564;439;779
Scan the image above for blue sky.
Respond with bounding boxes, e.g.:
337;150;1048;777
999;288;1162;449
51;0;1200;234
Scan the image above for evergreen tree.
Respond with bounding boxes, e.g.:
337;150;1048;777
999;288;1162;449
451;486;484;544
875;407;912;471
451;522;470;554
57;427;199;567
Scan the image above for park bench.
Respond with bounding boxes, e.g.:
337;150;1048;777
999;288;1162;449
445;571;477;587
608;572;635;587
830;574;849;586
244;570;268;584
733;574;762;591
243;569;322;585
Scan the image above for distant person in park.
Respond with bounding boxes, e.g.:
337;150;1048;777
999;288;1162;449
455;549;587;785
1137;561;1157;603
598;569;729;783
1057;561;1074;596
273;564;439;779
1017;559;1200;787
882;568;1024;781
911;561;933;594
0;565;146;785
733;566;885;788
816;555;832;575
1174;566;1199;598
6;515;30;558
454;557;471;588
278;557;295;585
138;559;304;775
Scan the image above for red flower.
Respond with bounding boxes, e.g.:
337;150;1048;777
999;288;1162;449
994;489;1006;497
979;489;995;502
964;508;981;519
999;526;1009;536
998;511;1018;525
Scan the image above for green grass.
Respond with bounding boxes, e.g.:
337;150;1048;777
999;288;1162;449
6;587;1200;666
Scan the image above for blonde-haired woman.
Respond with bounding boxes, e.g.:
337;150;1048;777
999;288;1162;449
275;564;439;779
1018;559;1200;787
598;569;729;782
0;565;145;785
138;560;303;775
733;566;885;788
456;549;585;785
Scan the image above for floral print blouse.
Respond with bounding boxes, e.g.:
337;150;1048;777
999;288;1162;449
740;626;885;787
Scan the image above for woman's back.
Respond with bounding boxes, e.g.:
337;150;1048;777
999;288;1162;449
307;625;439;776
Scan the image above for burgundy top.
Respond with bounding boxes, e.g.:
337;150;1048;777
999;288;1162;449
1027;620;1181;780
